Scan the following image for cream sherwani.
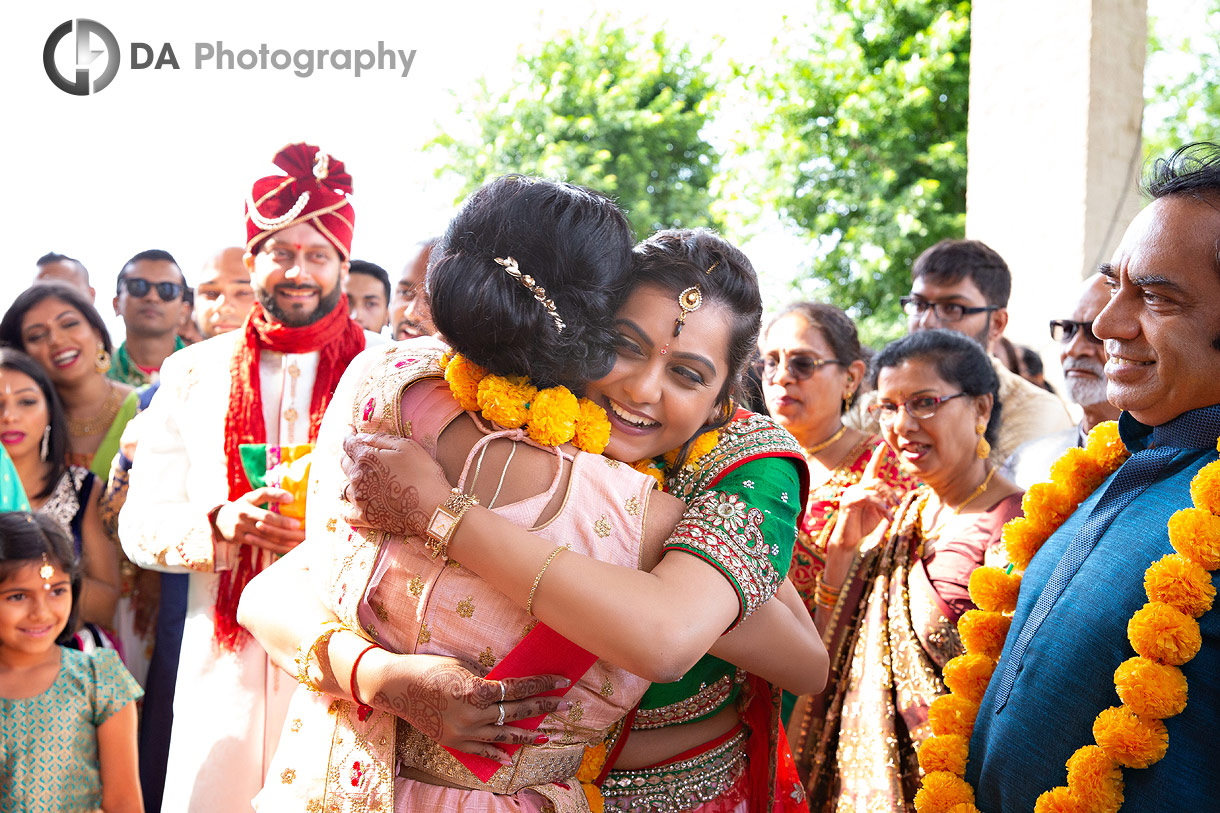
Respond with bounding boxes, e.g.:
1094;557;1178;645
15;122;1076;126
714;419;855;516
119;328;381;813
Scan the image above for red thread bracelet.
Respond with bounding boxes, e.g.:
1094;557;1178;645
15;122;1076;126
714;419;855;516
350;644;379;722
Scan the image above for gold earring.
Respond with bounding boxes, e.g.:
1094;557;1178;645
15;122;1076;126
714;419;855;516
975;422;991;459
95;347;111;375
843;390;854;411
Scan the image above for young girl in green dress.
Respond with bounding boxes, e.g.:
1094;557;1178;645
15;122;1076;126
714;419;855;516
0;511;142;813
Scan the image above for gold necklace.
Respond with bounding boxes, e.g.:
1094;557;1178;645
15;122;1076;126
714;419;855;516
67;381;122;437
923;465;998;540
953;464;997;513
803;424;847;455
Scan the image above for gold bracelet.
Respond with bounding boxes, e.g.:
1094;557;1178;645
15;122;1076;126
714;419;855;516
295;621;343;692
425;488;479;561
814;577;842;609
526;545;569;616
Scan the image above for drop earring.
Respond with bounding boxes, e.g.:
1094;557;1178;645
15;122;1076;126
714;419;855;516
95;347;112;375
975;422;991;460
40;426;50;461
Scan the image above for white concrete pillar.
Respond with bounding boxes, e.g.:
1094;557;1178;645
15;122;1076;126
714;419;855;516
966;0;1146;366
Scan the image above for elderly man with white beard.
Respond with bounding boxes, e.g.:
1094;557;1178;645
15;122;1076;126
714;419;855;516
1000;273;1121;487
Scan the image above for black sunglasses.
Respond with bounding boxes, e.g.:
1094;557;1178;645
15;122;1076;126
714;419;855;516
1049;319;1102;345
122;277;184;302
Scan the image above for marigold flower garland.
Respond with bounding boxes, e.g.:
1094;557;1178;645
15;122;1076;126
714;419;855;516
630;428;720;492
914;420;1220;813
439;353;611;453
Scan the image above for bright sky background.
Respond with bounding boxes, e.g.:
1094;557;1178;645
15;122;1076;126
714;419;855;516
1;0;1203;346
3;0;800;344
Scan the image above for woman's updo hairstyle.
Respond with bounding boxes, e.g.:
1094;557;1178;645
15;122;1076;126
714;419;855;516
0;511;81;645
428;175;634;395
871;328;1003;445
631;228;763;469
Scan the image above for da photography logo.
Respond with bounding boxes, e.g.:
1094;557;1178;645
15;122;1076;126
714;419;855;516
44;19;120;95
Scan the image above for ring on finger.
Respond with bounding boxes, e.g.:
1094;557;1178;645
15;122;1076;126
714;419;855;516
496;702;506;726
498;681;506;702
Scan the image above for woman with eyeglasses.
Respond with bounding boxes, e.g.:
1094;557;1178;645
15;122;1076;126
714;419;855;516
758;303;918;625
791;328;1023;811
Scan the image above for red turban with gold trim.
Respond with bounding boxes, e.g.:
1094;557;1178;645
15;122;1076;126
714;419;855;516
245;142;355;260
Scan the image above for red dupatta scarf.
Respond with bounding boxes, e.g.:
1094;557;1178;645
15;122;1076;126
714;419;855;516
213;297;366;649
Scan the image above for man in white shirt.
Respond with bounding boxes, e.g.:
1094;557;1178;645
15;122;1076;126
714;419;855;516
120;142;376;812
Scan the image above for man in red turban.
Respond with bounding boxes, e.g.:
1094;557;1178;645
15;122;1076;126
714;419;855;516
120;143;377;813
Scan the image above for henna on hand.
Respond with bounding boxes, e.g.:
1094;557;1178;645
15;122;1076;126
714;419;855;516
341;445;431;537
372;659;498;742
370;656;566;748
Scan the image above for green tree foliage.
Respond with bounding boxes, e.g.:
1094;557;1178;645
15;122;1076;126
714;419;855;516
746;0;971;345
430;20;720;240
1144;0;1220;163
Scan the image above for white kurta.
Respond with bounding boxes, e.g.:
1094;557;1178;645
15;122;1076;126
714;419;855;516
119;328;379;813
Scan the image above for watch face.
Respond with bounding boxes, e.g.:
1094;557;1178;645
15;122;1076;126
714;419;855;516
428;511;457;540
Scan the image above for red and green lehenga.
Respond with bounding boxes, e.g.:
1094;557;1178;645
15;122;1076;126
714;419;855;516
600;410;811;813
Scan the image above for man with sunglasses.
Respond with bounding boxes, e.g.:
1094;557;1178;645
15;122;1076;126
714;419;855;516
120;143;374;813
109;249;191;387
901;238;1073;461
1002;273;1120;487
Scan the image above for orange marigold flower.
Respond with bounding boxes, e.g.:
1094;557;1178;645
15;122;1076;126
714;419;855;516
576;742;608;783
945;806;980;813
914;771;975;813
573;398;611;454
1113;656;1188;719
1144;553;1216;617
928;694;979;738
1033;787;1085;813
942;653;996;704
1049;446;1108;498
662;429;720;468
1084;420;1129;471
1167;507;1220;570
580;782;605;813
527;387;578;447
1022;482;1077;534
444;354;487;411
1092;706;1169;769
958;610;1011;660
632;460;666;490
1003;517;1045;571
1188;460;1220;515
477;374;536;429
917;734;969;775
1127;601;1202;665
1064;745;1123;813
969;566;1022;614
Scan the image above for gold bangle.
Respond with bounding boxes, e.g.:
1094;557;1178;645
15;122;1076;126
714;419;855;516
526;545;569;616
295;621;343;693
814;577;842;610
425;488;479;561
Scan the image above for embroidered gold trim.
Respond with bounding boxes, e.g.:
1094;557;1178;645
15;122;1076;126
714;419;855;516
601;727;748;812
396;722;587;793
632;673;738;730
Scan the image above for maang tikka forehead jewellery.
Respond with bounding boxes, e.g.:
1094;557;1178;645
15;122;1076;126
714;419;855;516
495;256;566;333
662;261;720;354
